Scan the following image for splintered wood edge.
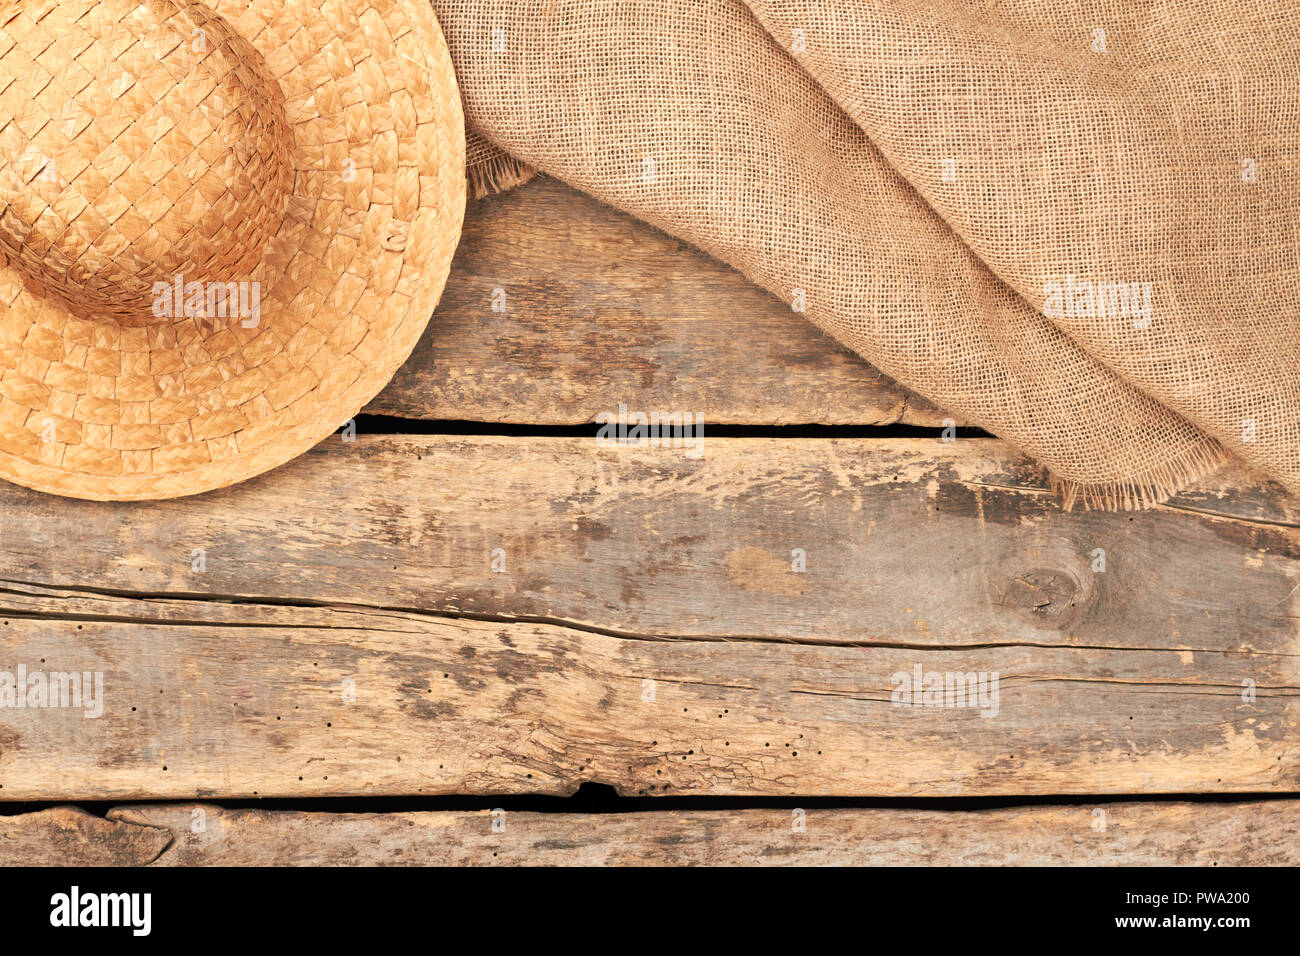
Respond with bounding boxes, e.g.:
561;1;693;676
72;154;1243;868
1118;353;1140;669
0;807;171;866
0;801;1292;866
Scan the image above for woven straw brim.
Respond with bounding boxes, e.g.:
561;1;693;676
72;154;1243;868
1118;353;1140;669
0;0;466;500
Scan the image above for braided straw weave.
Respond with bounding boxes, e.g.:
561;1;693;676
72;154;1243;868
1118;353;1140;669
0;0;466;499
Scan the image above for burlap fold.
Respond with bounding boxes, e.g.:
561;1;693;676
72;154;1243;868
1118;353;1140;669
437;0;1299;507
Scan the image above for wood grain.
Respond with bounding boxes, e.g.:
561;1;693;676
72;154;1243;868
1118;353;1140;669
0;436;1294;800
0;807;170;866
0;589;1293;799
7;180;1292;859
364;175;948;425
0;435;1293;645
0;801;1287;865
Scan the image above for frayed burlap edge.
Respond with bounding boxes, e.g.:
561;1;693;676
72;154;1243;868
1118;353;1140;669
468;149;536;199
466;127;535;199
1050;438;1229;511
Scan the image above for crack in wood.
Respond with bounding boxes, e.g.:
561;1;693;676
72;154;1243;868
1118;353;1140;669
3;578;1294;657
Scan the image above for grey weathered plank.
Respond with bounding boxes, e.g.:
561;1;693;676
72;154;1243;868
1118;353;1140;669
4;800;1290;866
0;574;1293;799
0;436;1294;799
0;435;1293;647
95;801;1300;865
364;175;947;425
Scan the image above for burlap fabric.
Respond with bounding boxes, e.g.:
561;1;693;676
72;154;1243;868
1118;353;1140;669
465;127;535;200
436;0;1299;508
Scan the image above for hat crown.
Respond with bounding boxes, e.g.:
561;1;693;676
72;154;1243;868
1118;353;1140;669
0;0;293;326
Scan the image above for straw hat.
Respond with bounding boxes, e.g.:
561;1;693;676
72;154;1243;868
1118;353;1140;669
0;0;466;499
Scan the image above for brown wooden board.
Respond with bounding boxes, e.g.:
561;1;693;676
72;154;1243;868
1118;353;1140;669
364;176;948;425
0;807;169;866
1;802;1293;866
0;436;1294;800
3;177;1294;865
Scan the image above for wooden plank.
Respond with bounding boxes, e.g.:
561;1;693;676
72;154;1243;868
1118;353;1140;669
364;175;947;425
0;807;170;866
5;800;1289;866
0;591;1292;799
0;433;1294;799
0;435;1293;646
89;801;1300;865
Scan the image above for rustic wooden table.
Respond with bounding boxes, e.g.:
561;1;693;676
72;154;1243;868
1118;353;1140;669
1;176;1296;865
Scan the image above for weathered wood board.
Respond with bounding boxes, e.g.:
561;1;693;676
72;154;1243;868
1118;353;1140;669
2;802;1293;866
0;436;1294;799
0;590;1293;799
4;178;1293;862
0;807;170;866
1;435;1294;642
364;175;947;426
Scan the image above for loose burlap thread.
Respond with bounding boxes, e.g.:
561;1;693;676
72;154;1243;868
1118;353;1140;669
436;0;1300;508
465;128;535;199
